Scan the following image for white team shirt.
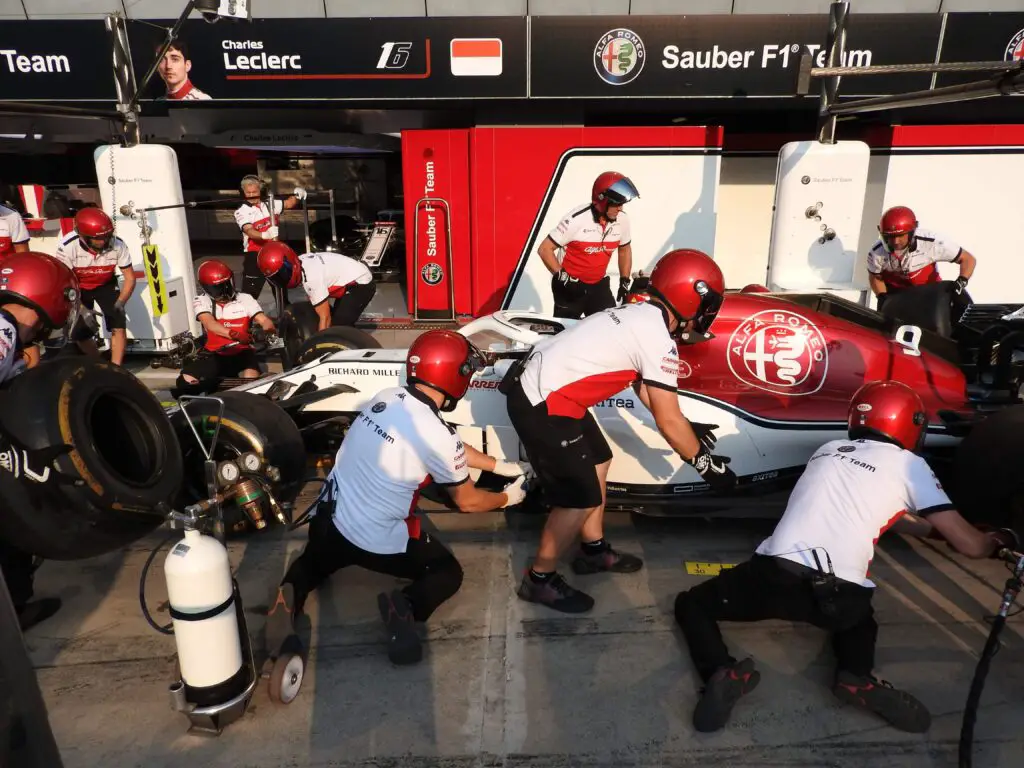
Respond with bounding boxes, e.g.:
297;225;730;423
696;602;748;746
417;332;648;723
54;231;132;291
0;205;29;259
162;81;211;101
327;386;469;554
520;301;679;419
755;438;954;587
547;203;631;284
193;292;264;355
866;227;962;290
0;312;21;384
299;251;373;306
233;200;285;253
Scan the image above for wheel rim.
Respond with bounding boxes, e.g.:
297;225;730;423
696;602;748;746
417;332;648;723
276;655;304;704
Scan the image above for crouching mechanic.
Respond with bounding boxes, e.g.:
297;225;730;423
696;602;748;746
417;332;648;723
505;248;737;614
673;380;1016;735
54;208;135;366
173;260;276;396
256;241;377;330
282;330;531;665
0;251;80;631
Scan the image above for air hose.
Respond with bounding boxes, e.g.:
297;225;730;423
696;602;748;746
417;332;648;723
139;531;178;636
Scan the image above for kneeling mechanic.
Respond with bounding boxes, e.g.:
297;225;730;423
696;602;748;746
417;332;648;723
673;380;1017;734
282;330;532;665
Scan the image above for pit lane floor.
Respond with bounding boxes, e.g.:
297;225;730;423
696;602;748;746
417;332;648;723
24;496;1024;767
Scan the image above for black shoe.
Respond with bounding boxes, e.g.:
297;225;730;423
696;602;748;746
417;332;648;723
571;544;644;575
516;571;594;613
17;598;62;633
833;671;931;733
692;658;761;733
377;589;422;666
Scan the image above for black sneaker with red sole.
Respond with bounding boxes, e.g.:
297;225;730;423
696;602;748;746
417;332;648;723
377;589;422;665
833;671;931;733
516;571;595;613
692;657;761;733
571;545;644;575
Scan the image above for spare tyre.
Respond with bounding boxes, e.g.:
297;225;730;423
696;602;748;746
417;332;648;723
278;301;321;371
293;326;382;368
878;281;970;338
0;356;183;560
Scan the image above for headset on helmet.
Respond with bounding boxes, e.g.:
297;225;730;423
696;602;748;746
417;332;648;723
0;251;81;346
406;330;485;411
197;259;237;302
592;172;639;218
257;241;302;289
74;207;115;254
848;380;928;452
646;248;725;339
878;206;918;256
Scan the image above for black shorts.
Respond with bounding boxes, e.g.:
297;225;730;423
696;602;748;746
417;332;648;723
81;281;126;331
329;280;377;326
551;274;615;319
506;380;613;509
181;349;261;383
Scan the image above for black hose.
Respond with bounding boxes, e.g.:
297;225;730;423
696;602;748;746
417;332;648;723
139;531;178;636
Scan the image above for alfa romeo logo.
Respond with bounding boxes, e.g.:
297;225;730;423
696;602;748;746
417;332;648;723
594;28;646;85
727;310;829;396
1006;28;1024;62
421;262;443;286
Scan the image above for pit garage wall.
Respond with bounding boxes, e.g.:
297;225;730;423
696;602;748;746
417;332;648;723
402;124;1024;317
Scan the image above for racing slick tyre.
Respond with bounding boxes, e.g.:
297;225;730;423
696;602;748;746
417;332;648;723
0;356;183;560
878;281;970;338
171;391;307;531
292;326;381;367
279;302;321;371
949;405;1024;542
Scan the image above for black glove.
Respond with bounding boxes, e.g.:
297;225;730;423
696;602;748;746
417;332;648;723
689;421;719;453
0;421;83;487
954;276;969;296
876;293;890;310
616;276;631;303
687;445;737;493
554;270;572;287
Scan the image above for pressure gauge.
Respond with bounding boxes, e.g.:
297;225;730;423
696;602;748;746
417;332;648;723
218;461;240;484
240;452;262;473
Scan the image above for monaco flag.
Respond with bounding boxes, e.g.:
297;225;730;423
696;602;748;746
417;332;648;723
449;38;502;77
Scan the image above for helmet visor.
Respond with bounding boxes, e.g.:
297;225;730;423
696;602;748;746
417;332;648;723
39;285;81;349
688;280;724;335
205;279;236;302
268;259;294;288
83;233;113;253
459;342;487;377
602;177;639;206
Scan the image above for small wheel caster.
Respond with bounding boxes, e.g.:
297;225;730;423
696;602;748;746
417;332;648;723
268;653;304;705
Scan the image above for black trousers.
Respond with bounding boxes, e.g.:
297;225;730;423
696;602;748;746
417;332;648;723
674;554;877;683
284;511;464;623
0;538;34;610
174;349;261;397
551;274;616;319
330;281;377;326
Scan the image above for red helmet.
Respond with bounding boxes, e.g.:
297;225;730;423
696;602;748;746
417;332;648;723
197;259;236;302
878;205;918;255
0;251;80;344
848;380;928;452
647;248;725;337
74;207;115;254
592;172;639;218
257;241;301;289
741;283;771;293
406;330;484;411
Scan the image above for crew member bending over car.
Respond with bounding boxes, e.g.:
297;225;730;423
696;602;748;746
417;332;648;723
504;248;736;614
539;171;638;319
234;175;306;300
257;241;376;330
173;259;275;396
0;203;37;369
54;208;135;367
867;205;977;308
673;380;1016;735
282;330;532;666
0;251;80;632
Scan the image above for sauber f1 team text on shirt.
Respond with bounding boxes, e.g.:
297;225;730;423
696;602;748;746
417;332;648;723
193;292;264;355
54;232;132;291
547;204;631;284
866;227;962;290
755;438;954;587
0;205;29;260
299;251;373;306
519;301;679;419
234;199;285;253
326;386;469;555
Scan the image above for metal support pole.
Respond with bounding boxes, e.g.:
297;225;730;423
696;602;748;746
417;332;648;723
105;13;139;147
817;1;849;144
827;67;1024;116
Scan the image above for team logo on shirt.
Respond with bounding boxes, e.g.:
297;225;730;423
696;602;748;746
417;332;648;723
1006;29;1024;62
727;310;829;396
594;28;646;86
372;402;387;413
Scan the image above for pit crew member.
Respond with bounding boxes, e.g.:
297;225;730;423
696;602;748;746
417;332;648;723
173;260;275;396
156;38;211;101
0;203;36;368
282;330;532;665
505;248;736;614
538;172;638;319
673;380;1015;735
234;176;306;299
54;208;135;367
867;205;977;307
257;241;377;330
0;251;80;632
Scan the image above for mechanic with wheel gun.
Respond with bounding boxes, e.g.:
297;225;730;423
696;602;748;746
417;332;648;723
868;205;977;309
234;175;306;301
256;241;377;330
538;171;638;319
673;380;1017;735
172;259;276;396
503;248;736;614
281;330;533;666
54;207;134;367
0;251;81;632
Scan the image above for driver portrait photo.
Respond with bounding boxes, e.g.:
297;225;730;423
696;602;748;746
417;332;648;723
156;38;212;101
